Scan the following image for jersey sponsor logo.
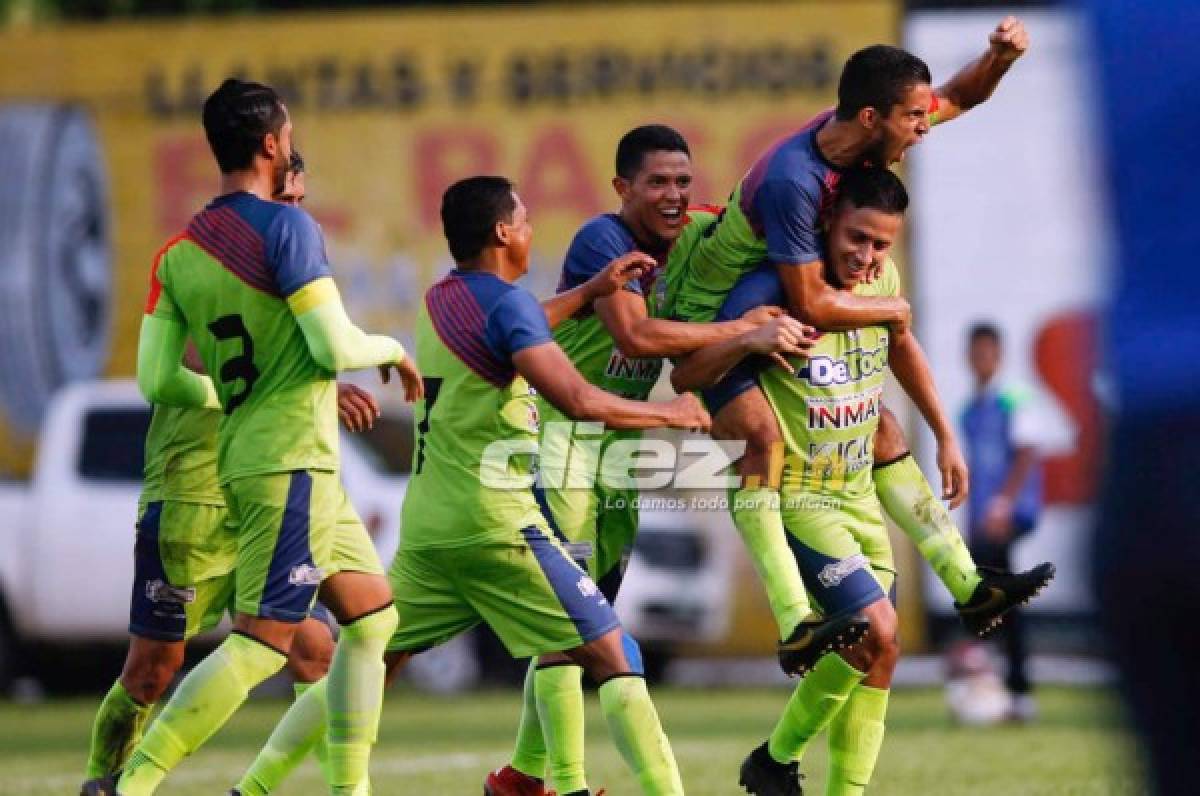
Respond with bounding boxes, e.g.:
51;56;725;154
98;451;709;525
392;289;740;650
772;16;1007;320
145;579;197;604
806;388;883;430
799;338;888;387
288;563;324;586
604;348;663;383
808;436;872;476
817;553;869;588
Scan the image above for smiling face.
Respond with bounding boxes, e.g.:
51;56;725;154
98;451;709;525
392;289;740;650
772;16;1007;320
825;202;903;288
273;169;305;206
614;149;693;253
863;82;932;166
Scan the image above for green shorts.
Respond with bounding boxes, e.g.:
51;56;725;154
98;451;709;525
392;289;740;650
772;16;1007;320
129;500;236;642
541;481;637;601
224;470;384;623
387;524;620;658
781;492;895;618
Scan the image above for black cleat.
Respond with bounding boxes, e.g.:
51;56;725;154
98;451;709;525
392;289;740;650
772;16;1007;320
956;563;1056;638
79;776;118;796
739;741;804;795
776;613;869;677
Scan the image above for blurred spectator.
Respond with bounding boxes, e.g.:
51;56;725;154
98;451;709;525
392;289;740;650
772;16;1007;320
960;321;1046;721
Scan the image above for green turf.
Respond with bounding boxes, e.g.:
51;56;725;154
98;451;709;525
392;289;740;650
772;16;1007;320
2;685;1142;794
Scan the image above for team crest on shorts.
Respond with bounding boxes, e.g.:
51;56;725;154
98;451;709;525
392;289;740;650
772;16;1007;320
817;554;869;588
289;564;324;586
145;579;197;604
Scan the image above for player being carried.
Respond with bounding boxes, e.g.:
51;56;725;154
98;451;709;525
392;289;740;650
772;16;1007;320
672;168;970;795
119;78;421;795
663;17;1054;677
485;125;817;796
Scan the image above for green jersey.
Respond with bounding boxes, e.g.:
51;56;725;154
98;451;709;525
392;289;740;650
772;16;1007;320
140;405;223;506
145;192;338;483
759;259;901;500
400;270;554;550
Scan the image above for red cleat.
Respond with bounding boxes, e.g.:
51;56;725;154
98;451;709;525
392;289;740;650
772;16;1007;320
484;765;549;796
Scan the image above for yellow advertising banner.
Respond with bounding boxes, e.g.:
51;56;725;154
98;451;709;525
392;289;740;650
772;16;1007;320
0;1;897;472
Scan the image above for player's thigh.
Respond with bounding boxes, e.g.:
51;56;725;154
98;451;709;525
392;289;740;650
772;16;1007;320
386;545;480;655
712;384;782;445
872;405;911;462
318;487;391;621
458;526;620;660
129;500;234;642
781;495;887;617
845;500;897;597
225;470;339;624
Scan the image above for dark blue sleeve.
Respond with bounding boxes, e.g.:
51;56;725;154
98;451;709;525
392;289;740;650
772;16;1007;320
485;288;554;359
755;176;822;266
264;206;334;297
715;265;786;321
559;218;641;295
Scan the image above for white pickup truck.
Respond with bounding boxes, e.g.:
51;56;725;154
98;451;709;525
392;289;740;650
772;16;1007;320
0;380;409;686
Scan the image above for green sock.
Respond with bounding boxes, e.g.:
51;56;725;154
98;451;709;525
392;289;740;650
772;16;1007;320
768;654;865;764
597;675;683;796
236;679;329;795
731;487;812;638
509;661;546;779
325;606;398;795
874;456;981;604
84;680;153;779
536;664;588;794
826;685;889;796
117;633;286;795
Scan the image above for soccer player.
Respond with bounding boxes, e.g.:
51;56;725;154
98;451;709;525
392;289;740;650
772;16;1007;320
485;125;820;796
382;175;708;796
673;168;971;795
663;18;1053;675
78;151;378;796
118;78;420;796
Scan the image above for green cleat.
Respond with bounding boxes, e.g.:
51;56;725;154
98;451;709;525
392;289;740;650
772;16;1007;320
776;613;869;677
956;563;1056;638
739;741;804;796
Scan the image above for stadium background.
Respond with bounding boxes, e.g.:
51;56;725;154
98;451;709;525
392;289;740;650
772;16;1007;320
0;1;1128;793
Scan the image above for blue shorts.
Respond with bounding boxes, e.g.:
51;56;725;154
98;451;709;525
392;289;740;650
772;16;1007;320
700;264;786;416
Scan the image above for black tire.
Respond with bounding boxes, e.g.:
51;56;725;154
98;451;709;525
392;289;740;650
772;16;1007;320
0;104;111;433
0;595;21;693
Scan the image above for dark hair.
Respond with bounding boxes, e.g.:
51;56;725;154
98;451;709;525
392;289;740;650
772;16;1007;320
969;322;1002;345
615;124;690;180
202;78;288;173
441;176;517;264
835;168;909;215
288;150;305;175
835;45;932;121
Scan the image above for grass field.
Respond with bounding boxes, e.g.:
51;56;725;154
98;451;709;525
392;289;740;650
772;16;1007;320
2;686;1142;794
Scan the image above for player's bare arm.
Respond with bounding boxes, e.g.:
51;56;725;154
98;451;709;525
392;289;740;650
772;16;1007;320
776;260;911;333
888;326;969;507
541;251;655;329
513;341;710;431
598;287;782;360
933;16;1030;124
671;315;815;393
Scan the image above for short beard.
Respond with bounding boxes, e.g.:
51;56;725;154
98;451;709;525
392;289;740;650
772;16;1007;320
270;154;289;196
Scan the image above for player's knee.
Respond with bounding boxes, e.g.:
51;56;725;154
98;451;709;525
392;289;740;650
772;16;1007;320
342;603;399;646
286;626;334;683
865;605;900;671
873;408;910;462
121;646;184;703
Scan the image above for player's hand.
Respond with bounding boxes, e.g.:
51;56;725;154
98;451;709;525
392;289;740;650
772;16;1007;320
937;437;970;509
887;299;912;337
739;304;785;327
983;495;1015;542
586;252;657;301
380;356;424;403
665;392;712;433
744;316;816;374
337;382;380;433
989;16;1029;64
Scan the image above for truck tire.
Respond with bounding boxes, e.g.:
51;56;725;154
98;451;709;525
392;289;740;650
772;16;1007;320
0;104;111;433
